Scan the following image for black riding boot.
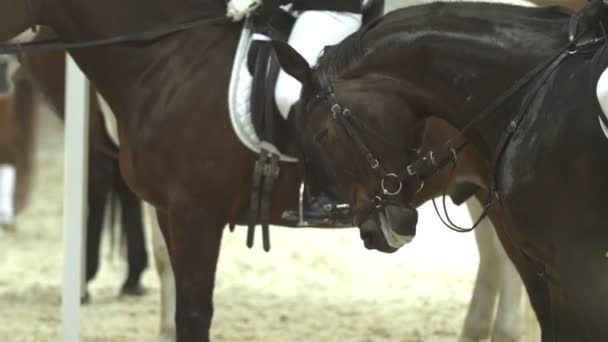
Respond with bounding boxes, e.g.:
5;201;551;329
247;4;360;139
282;191;352;227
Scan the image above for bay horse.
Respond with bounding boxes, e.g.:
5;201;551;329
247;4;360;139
0;1;388;340
0;0;530;340
274;2;608;340
11;45;149;299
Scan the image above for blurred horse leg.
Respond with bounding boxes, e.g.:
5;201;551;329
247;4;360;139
0;61;38;231
460;197;524;342
117;169;148;295
492;228;524;342
10;65;37;218
459;198;501;342
147;202;176;342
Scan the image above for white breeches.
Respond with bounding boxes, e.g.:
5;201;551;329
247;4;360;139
596;67;608;136
275;10;362;119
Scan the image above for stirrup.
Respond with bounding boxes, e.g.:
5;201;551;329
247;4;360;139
281;183;352;227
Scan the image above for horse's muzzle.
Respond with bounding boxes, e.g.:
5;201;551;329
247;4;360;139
380;204;417;248
358;204;417;252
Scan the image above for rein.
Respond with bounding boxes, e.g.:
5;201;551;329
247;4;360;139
0;16;230;56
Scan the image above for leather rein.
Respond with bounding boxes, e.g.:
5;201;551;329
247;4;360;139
0;15;229;56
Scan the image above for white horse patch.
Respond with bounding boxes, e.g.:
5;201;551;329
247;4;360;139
0;164;16;227
10;28;38;43
96;94;120;147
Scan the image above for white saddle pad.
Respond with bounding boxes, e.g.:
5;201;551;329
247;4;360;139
597;67;608;137
228;19;298;162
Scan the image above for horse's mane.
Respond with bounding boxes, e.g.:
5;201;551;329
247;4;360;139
315;27;367;76
316;1;570;76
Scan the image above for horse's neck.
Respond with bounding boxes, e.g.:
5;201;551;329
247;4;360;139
356;4;569;160
48;2;236;124
386;39;561;160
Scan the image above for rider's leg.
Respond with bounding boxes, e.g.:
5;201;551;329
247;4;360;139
275;2;363;119
276;1;362;225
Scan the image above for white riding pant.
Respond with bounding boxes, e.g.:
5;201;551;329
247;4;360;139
597;67;608;136
275;10;362;119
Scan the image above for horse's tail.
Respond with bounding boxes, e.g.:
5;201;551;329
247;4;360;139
95;102;123;260
11;66;38;214
106;169;122;260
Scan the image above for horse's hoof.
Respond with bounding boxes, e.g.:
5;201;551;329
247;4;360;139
120;283;147;297
0;220;16;232
80;290;91;305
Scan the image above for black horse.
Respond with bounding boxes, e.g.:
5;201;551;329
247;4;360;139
275;2;608;341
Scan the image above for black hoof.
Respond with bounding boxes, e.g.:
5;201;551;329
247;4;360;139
120;283;147;297
80;290;91;305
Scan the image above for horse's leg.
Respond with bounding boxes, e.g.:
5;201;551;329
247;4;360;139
168;199;224;342
82;104;114;302
148;203;176;342
491;229;524;342
116;169;148;296
11;67;37;217
84;169;109;303
459;198;500;342
485;207;551;342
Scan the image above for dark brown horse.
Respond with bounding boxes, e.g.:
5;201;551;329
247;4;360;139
11;46;149;299
0;2;316;340
275;2;608;341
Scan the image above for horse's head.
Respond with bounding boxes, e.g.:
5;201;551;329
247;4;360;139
274;41;430;253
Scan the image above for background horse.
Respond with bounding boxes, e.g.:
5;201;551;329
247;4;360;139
275;2;608;340
11;46;149;299
0;56;36;231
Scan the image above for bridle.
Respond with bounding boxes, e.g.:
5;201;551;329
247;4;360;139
0;13;230;56
310;68;448;221
308;28;603;233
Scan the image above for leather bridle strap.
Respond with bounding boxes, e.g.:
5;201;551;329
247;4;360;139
317;69;388;176
0;16;229;55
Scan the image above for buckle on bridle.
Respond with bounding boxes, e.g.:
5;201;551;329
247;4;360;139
331;104;341;119
370;158;380;169
381;173;403;196
372;196;384;208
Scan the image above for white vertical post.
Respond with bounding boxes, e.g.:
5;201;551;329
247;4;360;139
62;55;89;342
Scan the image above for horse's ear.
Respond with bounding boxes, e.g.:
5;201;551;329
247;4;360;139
272;40;312;85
